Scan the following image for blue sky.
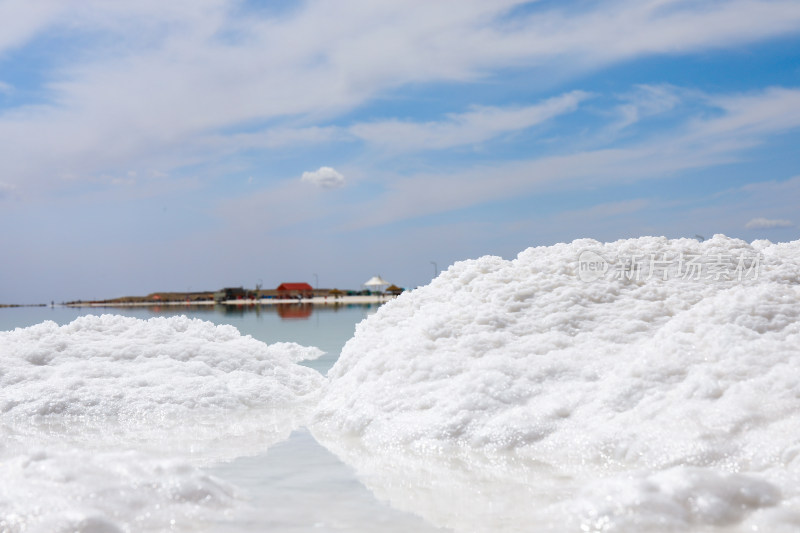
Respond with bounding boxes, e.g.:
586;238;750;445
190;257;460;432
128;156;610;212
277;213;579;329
1;0;799;303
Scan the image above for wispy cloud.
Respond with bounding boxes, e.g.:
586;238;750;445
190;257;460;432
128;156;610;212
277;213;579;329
349;91;590;152
0;0;63;57
221;127;343;150
690;87;800;141
0;0;798;198
745;217;794;229
339;87;800;230
523;0;800;65
611;84;683;131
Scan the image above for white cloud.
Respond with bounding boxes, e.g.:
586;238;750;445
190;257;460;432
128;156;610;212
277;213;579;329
560;198;651;220
0;1;798;196
205;85;800;237
0;0;62;57
521;0;800;66
737;175;800;201
691;87;800;143
215;127;343;151
745;217;794;229
339;87;800;230
350;91;590;152
301;167;345;189
612;84;683;131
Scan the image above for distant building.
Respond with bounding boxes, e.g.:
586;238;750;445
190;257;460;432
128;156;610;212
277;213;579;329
327;288;345;299
276;282;314;299
214;287;251;302
385;284;404;296
363;275;390;294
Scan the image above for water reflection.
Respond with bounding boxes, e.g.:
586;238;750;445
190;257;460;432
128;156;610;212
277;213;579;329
310;430;573;533
140;302;379;322
208;430;447;533
276;303;313;319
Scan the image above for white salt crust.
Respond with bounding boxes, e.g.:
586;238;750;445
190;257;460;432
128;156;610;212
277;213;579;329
314;235;800;531
0;314;325;531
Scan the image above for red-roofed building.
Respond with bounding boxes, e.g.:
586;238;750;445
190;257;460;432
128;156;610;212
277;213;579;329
276;282;314;299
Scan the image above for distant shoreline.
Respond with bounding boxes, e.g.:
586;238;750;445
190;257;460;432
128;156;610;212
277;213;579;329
65;294;396;308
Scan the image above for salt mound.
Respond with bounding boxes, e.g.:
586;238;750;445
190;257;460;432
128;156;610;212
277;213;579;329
0;314;325;458
0;315;328;531
1;314;323;419
314;235;800;531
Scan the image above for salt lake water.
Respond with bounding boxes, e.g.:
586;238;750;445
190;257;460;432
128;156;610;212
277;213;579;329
0;304;445;532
